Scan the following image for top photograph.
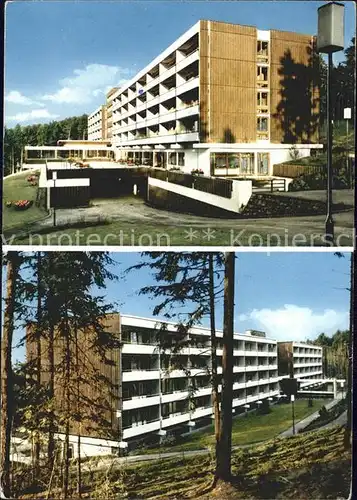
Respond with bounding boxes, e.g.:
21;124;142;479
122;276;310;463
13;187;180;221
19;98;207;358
2;1;355;248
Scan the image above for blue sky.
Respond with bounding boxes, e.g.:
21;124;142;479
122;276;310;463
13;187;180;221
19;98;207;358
6;251;351;362
4;1;356;126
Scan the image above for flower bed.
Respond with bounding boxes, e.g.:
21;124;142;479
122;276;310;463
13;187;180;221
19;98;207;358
14;200;33;210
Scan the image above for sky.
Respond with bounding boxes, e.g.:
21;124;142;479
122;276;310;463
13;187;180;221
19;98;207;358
6;251;351;362
4;0;356;125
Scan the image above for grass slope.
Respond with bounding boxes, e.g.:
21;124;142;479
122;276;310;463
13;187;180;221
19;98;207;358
3;171;47;230
16;426;350;499
104;426;350;499
134;399;330;454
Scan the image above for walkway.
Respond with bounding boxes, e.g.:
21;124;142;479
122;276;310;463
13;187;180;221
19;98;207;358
279;397;343;438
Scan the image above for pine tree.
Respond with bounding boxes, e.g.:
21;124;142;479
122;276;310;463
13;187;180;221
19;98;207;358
0;252;22;497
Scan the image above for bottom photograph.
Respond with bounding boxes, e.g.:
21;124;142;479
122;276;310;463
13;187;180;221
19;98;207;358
1;251;353;499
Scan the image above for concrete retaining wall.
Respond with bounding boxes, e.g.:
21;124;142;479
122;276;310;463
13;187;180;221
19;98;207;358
148;176;252;215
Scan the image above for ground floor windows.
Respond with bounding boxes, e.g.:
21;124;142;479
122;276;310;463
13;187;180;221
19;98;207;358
121;150;185;169
210;152;256;175
257;152;269;175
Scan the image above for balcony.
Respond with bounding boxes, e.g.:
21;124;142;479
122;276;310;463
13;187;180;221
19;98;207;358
161;411;190;428
177;76;199;95
122;394;160;411
122;343;156;355
176;104;199;120
122;370;160;382
122;419;161;439
176;49;199;73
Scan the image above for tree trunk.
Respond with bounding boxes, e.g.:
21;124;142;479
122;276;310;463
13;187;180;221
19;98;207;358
75;328;82;497
344;252;354;449
62;313;71;498
208;254;221;469
0;253;20;497
34;252;42;474
47;257;55;468
215;252;235;482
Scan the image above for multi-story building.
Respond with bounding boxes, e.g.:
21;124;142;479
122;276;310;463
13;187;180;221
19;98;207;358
89;20;321;176
277;341;323;380
27;314;280;454
106;87;120;141
88;105;107;141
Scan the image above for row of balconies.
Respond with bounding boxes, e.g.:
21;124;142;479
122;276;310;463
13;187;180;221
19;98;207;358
293;361;322;367
122;378;280;411
122;388;279;439
122;364;279;382
112;48;199;111
293;349;323;356
112;75;199;118
113;103;199;131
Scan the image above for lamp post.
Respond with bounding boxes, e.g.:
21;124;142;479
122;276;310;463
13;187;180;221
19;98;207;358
52;171;57;227
344;107;352;187
291;394;296;435
317;2;345;245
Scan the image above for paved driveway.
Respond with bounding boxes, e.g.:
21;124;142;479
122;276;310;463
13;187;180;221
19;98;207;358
36;195;354;246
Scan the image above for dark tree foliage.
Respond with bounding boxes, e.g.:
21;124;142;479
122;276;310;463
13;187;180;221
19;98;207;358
3;115;88;175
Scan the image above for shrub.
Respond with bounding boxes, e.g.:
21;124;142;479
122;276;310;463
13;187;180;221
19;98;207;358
289;145;301;161
14;200;32;210
6;201;12;208
318;405;329;420
191;168;204;175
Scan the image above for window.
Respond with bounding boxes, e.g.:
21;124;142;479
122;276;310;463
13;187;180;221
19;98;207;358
257;92;269;112
169;152;177;165
257;66;268;87
257;117;269;139
178;152;185;166
257;153;269;175
257;41;269;62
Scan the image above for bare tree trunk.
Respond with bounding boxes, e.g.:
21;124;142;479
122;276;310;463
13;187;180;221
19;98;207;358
62;313;71;498
0;253;20;497
47;256;55;468
344;252;353;449
75;328;82;497
215;252;235;482
208;254;221;471
34;252;42;474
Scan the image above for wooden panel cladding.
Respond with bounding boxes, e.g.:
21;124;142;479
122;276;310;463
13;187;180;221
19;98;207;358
270;30;319;144
201;58;256;87
210;112;256;143
199;20;257;143
277;341;293;376
26;313;121;440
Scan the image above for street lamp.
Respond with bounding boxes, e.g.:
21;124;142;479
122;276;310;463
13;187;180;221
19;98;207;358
317;1;345;245
52;171;57;227
291;394;296;435
344;107;352;187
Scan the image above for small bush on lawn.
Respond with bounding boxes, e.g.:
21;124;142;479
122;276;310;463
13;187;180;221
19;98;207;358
14;200;33;210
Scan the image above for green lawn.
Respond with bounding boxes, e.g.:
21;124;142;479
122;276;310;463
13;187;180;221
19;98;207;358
3;171;47;231
135;399;331;455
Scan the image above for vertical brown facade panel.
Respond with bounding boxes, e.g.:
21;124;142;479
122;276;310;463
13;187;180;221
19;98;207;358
26;313;121;440
270;30;319;144
199;21;257;144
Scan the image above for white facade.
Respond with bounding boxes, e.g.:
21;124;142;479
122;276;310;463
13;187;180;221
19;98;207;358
87;20;322;177
88;106;106;141
291;342;323;379
118;315;280;443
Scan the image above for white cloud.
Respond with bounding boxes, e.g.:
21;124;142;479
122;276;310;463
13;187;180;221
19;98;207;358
238;304;349;342
41;64;132;104
5;90;44;107
7;109;60;123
